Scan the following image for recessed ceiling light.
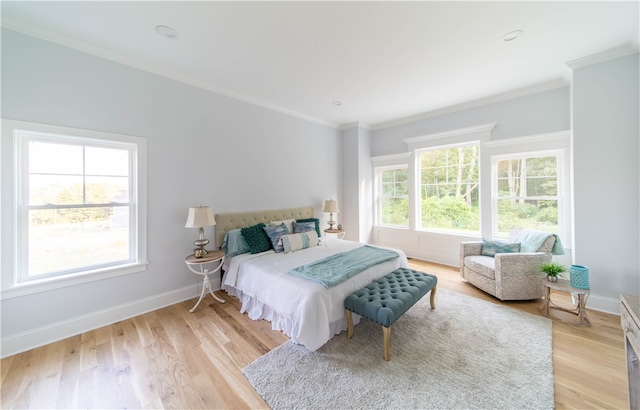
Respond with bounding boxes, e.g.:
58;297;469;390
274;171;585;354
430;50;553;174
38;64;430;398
155;25;178;39
332;101;342;106
502;30;524;42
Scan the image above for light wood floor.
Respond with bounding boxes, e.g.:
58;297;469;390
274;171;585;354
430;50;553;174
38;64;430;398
1;259;629;409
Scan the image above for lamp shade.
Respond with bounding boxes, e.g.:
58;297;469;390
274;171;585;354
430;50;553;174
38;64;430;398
323;199;339;213
185;206;216;228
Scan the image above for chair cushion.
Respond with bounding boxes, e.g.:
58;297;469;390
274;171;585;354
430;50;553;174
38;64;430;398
464;255;496;280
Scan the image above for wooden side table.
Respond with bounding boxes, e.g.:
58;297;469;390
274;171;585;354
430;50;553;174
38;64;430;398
540;278;590;326
324;228;346;239
185;250;225;312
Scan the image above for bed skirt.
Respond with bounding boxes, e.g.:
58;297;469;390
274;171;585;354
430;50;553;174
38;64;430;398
222;284;361;350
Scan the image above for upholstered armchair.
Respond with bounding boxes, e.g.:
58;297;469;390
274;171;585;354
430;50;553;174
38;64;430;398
460;229;559;301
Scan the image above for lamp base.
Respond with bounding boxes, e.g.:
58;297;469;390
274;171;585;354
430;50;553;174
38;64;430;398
193;237;210;258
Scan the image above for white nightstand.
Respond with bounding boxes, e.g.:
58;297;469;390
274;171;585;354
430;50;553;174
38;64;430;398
185;250;225;312
324;229;346;239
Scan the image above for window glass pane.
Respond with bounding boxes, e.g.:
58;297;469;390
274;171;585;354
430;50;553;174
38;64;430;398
85;147;129;176
496;199;558;237
381;197;408;226
419;145;479;233
85;176;130;203
495;155;559;237
29;175;83;205
378;167;408;227
28;206;130;276
525;176;557;196
29;142;83;174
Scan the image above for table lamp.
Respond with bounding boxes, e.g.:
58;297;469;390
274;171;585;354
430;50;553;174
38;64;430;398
185;206;216;258
323;199;339;230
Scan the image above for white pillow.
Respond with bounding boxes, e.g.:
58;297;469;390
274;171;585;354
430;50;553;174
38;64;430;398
281;231;319;253
270;219;295;235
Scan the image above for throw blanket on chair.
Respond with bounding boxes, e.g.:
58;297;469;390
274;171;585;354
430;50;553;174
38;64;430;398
289;245;399;288
512;229;565;255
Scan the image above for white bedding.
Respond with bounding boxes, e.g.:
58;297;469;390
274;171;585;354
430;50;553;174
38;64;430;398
221;237;408;351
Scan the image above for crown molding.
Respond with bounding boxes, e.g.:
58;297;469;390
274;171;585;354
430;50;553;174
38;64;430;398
371;152;412;166
1;19;340;130
403;122;496;146
370;79;569;131
566;43;639;70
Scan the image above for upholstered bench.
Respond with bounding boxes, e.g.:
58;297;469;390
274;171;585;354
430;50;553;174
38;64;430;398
344;267;437;361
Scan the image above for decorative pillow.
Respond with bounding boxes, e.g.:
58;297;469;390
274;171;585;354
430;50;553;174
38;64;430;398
481;239;521;257
220;229;250;257
295;218;320;237
263;223;289;253
241;223;271;254
281;231;320;253
270;219;295;235
293;221;316;234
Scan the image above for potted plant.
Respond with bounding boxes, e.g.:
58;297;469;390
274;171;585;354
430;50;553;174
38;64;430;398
540;262;566;282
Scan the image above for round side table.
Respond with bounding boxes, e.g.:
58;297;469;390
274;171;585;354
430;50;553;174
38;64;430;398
324;228;346;239
185;250;225;313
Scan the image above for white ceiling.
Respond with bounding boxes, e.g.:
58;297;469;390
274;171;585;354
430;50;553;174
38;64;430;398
2;1;639;129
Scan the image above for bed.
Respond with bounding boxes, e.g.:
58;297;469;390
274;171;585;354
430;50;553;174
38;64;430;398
215;206;408;351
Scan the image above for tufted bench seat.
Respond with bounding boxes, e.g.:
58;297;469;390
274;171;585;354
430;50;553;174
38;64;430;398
344;267;437;361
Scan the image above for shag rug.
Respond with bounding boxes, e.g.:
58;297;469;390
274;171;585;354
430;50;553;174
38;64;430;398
243;288;554;410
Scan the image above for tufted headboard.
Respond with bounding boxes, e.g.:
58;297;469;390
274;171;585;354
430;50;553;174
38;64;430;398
214;206;315;248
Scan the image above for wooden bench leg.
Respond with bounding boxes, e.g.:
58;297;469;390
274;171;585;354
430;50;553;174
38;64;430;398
382;326;391;361
345;309;354;339
430;285;437;309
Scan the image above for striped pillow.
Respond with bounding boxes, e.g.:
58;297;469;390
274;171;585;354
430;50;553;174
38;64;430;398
281;231;319;254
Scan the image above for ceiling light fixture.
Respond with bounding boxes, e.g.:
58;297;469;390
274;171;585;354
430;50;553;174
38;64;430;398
332;101;342;106
502;30;524;42
155;25;178;39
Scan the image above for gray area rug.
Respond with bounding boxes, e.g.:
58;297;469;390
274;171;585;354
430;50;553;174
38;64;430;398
243;288;554;410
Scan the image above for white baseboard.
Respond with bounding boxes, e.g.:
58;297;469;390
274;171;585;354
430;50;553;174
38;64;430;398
0;283;205;359
585;293;621;316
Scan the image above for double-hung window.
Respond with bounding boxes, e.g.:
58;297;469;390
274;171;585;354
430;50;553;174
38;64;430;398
375;165;409;227
493;152;561;237
418;144;480;233
4;120;147;293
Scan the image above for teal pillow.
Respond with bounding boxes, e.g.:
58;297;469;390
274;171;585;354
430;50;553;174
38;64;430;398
296;218;320;237
241;223;271;254
263;223;289;253
293;221;316;234
220;229;250;257
481;239;521;257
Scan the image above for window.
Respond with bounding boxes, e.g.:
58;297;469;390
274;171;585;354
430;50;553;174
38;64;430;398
494;153;560;237
6;120;147;291
418;144;480;233
376;165;409;227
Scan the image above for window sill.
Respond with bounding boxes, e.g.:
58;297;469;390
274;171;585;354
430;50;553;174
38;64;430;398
0;262;149;300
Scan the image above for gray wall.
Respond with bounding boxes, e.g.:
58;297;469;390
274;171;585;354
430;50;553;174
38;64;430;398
372;86;570;156
572;53;640;304
341;125;373;244
1;29;340;355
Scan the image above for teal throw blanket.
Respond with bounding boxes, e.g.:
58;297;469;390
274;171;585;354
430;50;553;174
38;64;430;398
512;229;565;255
289;245;399;288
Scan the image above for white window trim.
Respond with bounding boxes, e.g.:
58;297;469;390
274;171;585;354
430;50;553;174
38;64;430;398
490;149;565;239
484;130;571;243
408;124;496;234
1;119;148;300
